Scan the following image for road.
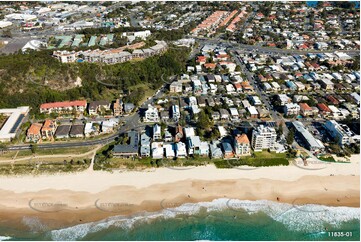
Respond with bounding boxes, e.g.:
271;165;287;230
6;75;173;151
229;48;290;137
195;37;360;57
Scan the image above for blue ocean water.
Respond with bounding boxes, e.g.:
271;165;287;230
0;199;359;241
306;1;319;7
306;1;360;8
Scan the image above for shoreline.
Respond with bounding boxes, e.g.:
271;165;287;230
0;156;359;232
0;176;359;232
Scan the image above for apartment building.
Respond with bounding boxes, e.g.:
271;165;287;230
153;124;162;140
284;103;300;116
293;121;325;154
53;41;167;64
169;81;183;93
40;100;87;114
113;99;123;116
88;101;111;115
144;104;159;122
251;125;277;151
172;105;180;121
324;120;353;146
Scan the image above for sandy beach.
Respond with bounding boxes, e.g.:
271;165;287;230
0;154;359;231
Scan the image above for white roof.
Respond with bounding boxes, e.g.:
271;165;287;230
5;13;37;21
335;52;351;60
285;103;300;109
192;79;201;86
22;40;46;52
328;105;340;113
247;106;258;115
0;107;29;139
218;126;227;137
200;141;209;151
164;143;175;157
351;93;360;102
279;94;291;102
152;142;164;158
84;122;93;131
102;119;117;127
252;96;261;101
0;21;12;28
176;142;187;156
271;82;280;88
184;127;195;138
229;108;239;116
264;83;272;89
242;100;251;108
153;123;161;133
189;136;201;147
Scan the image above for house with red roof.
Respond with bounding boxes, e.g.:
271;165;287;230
233;82;242;93
299;103;313;116
234;134;250;156
27;123;43;142
204;63;217;70
40;100;87;114
196;55;206;64
326;95;339;105
317;103;332;117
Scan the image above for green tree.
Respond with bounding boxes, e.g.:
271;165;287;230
196;110;212;130
277;123;283;137
286;128;295;145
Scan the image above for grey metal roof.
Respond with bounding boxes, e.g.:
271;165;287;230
55;125;71;136
70;124;84;135
113;131;139;154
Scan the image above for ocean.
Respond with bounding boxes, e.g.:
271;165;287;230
306;1;360;8
1;199;359;241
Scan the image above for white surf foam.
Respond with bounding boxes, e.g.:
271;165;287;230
50;199;360;240
0;236;12;241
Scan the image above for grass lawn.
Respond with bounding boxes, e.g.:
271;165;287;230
252;151;287;158
0;156;91;176
214;151;289;168
0;146;96;160
94;157;154;170
317;155;336;162
128;83;156;105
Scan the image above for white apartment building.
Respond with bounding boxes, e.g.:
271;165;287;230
172;105;180;120
324;120;354;146
278;94;291;106
251;125;277;151
284;103;300;116
53;50;77;63
169;81;182;93
144;104;159;122
153;124;162;140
